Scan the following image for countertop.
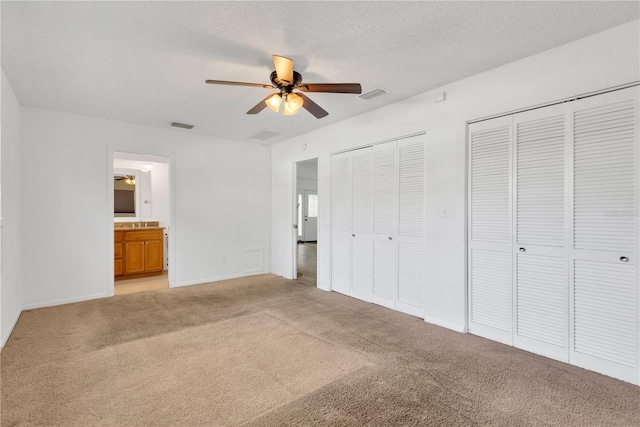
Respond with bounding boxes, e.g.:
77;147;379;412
115;227;164;231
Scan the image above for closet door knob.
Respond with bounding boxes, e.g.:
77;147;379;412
620;256;629;262
352;234;355;237
388;236;393;240
519;247;526;252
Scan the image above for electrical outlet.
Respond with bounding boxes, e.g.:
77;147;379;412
221;255;227;263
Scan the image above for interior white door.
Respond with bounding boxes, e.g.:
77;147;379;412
512;104;569;361
350;147;374;301
468;116;514;345
332;152;351;295
396;136;426;317
569;87;639;384
303;190;318;242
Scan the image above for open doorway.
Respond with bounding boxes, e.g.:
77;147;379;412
112;152;171;295
295;159;318;287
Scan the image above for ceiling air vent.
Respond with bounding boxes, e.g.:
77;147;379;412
249;130;280;141
170;122;194;130
358;87;388;101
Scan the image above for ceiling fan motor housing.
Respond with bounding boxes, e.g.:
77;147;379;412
270;71;302;92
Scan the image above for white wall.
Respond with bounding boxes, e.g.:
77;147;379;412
270;21;640;332
150;163;170;231
1;69;23;346
21;107;271;308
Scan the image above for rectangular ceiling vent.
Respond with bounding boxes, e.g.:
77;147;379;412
170;122;194;130
358;87;388;101
249;130;280;141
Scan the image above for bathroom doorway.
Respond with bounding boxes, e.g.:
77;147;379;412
111;151;173;295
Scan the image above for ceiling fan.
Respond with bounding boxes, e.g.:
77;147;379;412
205;55;362;119
115;175;136;185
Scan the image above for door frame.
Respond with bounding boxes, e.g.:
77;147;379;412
107;146;176;296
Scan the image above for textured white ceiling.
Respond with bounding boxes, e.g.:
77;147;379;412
2;2;638;145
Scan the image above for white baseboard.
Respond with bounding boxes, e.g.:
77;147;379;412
331;283;349;295
1;307;23;349
396;302;424;318
22;292;110;311
269;270;295;280
172;271;269;288
424;315;467;333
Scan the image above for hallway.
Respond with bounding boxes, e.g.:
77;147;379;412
296;242;317;287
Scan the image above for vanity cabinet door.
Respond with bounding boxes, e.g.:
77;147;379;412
114;231;124;276
114;258;123;276
145;240;164;272
124;241;145;274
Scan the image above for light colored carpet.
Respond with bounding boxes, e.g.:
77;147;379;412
2;274;639;426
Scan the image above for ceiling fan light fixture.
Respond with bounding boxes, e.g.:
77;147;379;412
265;93;282;112
283;98;300;115
283;104;298;115
286;92;304;112
207;53;359;119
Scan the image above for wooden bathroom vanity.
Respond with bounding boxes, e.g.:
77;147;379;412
115;222;164;280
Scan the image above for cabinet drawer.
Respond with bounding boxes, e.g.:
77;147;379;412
125;230;163;242
114;231;123;242
114;243;123;259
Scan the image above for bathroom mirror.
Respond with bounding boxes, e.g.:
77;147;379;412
114;174;137;217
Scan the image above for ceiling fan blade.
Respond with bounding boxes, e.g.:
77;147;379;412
246;94;275;115
273;55;294;86
297;92;329;119
206;80;273;89
297;83;362;94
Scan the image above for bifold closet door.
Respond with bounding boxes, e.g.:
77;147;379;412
372;141;397;309
467;86;639;384
396;136;426;317
332;152;351;295
331;136;426;317
569;88;639;383
512;104;569;362
350;147;374;301
468;116;513;345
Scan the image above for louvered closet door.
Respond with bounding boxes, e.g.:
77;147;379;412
468;116;513;345
332;152;351;295
569;87;639;384
372;141;398;309
512;105;569;361
350;147;374;301
396;135;426;317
